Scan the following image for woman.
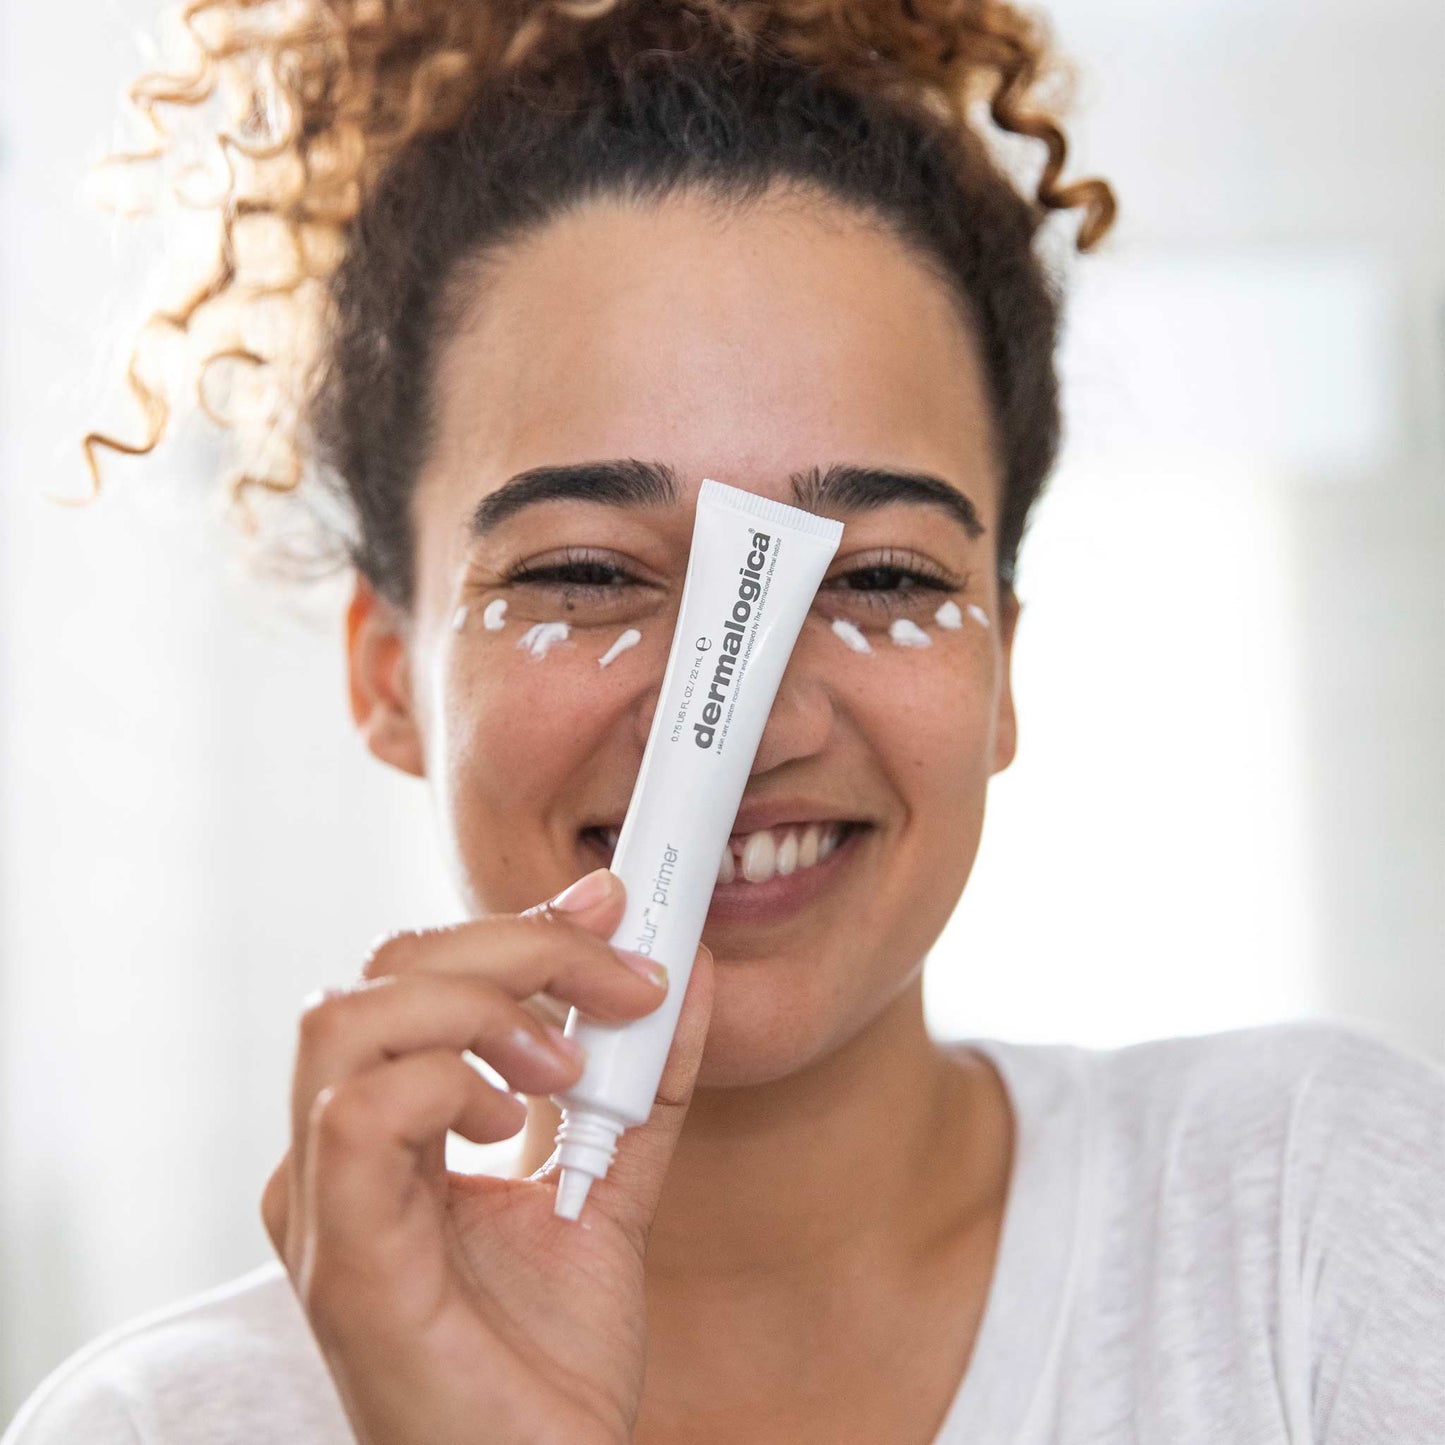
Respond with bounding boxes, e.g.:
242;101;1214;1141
8;1;1444;1442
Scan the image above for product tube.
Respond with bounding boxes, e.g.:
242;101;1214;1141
551;479;843;1220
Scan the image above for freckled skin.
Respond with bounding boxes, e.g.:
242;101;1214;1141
348;177;1019;1073
350;187;1016;1079
342;183;1022;1409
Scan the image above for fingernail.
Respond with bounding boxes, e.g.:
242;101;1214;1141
615;949;668;988
549;869;615;915
512;1024;583;1067
543;1023;586;1061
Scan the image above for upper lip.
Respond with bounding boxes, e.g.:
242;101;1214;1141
582;798;870;838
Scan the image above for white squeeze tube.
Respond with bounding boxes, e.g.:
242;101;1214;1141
550;479;843;1220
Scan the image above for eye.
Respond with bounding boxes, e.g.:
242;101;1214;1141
821;551;961;611
503;549;644;595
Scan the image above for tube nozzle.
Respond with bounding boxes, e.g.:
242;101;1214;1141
554;1167;593;1221
551;1105;624;1221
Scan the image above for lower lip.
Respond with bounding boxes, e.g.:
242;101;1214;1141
580;826;869;928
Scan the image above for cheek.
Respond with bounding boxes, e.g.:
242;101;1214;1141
826;627;998;988
874;665;991;868
810;615;999;791
430;623;668;900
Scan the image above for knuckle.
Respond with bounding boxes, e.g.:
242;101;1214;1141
309;1080;371;1148
362;922;467;980
515;902;567;945
359;927;424;980
520;897;567;929
297;988;351;1049
259;1166;287;1248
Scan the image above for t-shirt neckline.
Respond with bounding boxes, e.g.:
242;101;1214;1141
928;1035;1092;1443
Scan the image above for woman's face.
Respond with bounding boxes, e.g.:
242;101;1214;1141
350;185;1019;1088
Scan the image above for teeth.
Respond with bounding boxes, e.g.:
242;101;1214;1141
740;829;777;883
592;822;851;885
720;823;849;886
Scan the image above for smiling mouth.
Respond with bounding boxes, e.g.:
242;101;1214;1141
579;820;870;886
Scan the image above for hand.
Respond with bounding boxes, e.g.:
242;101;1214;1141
261;868;715;1445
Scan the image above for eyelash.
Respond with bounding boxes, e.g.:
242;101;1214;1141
503;548;959;605
821;553;957;606
502;549;642;596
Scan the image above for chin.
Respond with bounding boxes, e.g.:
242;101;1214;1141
688;969;847;1089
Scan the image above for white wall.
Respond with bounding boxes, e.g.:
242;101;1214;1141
3;0;1442;1418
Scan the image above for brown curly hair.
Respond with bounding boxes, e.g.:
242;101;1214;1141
79;0;1116;609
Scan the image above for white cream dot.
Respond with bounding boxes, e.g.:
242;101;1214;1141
482;598;508;630
598;628;642;667
934;600;964;630
966;603;991;629
888;618;931;648
451;605;469;632
830;618;873;654
517;621;571;659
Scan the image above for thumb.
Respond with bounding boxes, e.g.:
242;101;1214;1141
580;941;715;1249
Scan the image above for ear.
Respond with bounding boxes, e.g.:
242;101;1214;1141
990;586;1022;776
345;572;426;779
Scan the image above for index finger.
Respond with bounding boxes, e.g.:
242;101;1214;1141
358;909;664;998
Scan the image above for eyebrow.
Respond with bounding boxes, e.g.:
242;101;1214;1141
465;458;985;540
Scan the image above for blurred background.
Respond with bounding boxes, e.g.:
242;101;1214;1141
2;0;1442;1419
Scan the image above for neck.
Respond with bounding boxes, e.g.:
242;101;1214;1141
515;971;1007;1284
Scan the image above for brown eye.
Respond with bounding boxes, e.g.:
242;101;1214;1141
833;564;947;594
500;546;657;600
510;560;635;591
820;560;957;614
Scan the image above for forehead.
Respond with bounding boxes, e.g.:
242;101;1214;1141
419;185;1000;521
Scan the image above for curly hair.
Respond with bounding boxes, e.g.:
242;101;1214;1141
79;0;1116;610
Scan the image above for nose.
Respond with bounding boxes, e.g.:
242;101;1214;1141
747;660;836;776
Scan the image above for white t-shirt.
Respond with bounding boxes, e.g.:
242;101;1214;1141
6;1020;1444;1444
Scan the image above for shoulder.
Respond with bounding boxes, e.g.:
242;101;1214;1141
1093;1020;1445;1439
1085;1019;1445;1214
1095;1015;1391;1094
3;1261;351;1445
1258;1025;1445;1439
1088;1017;1442;1154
